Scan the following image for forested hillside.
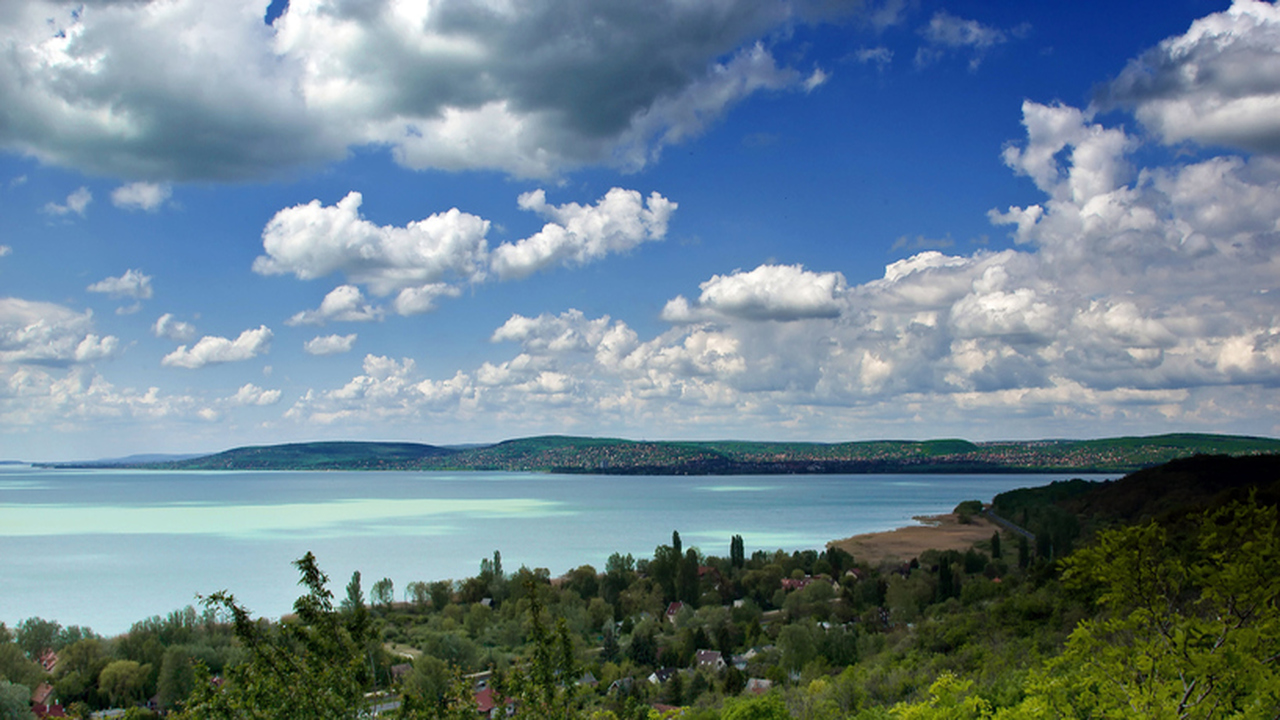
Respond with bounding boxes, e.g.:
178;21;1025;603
44;433;1280;474
3;455;1277;719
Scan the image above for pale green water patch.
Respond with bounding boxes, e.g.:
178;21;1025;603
0;497;567;539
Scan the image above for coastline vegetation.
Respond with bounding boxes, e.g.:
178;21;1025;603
3;454;1278;719
36;432;1280;474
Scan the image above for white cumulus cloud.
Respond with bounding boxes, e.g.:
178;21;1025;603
287;285;385;326
304;334;357;356
1100;0;1280;155
254;192;491;297
111;182;171;212
0;298;119;366
228;383;282;406
662;264;848;322
491;188;677;280
161;326;273;369
0;365;207;432
262;186;676;315
87;269;153;300
153;313;196;342
42;187;91;216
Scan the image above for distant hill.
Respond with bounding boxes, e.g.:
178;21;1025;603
36;433;1280;474
39;453;207;467
127;441;455;470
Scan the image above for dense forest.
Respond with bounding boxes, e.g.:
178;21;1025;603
3;454;1278;719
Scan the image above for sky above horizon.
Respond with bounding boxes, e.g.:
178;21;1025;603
2;0;1279;462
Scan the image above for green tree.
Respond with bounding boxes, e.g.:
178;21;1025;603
156;646;198;712
429;581;453;611
53;638;112;709
342;571;365;613
0;680;35;720
98;660;152;708
721;692;790;720
371;578;395;608
0;643;43;691
1019;498;1280;718
14;618;60;659
890;673;993;719
504;580;583;719
679;549;700;606
399;654;453;714
406;581;431;610
989;532;1001;560
602;553;636;608
730;535;746;570
175;552;374;720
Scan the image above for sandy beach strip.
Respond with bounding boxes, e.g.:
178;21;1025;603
828;513;996;566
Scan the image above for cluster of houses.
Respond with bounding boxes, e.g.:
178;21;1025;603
30;650;65;718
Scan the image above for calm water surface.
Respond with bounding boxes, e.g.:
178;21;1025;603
0;467;1113;634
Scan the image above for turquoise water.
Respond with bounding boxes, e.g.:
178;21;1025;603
0;467;1112;635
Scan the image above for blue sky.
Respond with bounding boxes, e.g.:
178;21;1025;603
2;0;1279;461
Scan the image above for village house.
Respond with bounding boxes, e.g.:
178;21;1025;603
694;649;725;672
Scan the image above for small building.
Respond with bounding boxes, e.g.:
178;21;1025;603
474;687;514;718
31;684;65;718
37;650;59;674
664;602;685;624
648;667;679;685
694;649;725;672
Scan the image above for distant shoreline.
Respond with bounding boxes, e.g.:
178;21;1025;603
31;432;1280;475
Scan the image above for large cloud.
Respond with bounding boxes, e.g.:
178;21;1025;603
1;366;197;429
1100;0;1280;155
0;298;119;366
254;192;491;296
283;98;1280;438
0;2;341;181
0;0;846;180
260;187;676;316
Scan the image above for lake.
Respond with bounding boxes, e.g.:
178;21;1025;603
0;467;1112;635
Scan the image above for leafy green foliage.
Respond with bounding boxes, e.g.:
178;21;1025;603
0;680;35;720
1023;498;1280;718
176;552;375;720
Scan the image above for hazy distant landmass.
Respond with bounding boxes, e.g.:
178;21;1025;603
34;432;1280;474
